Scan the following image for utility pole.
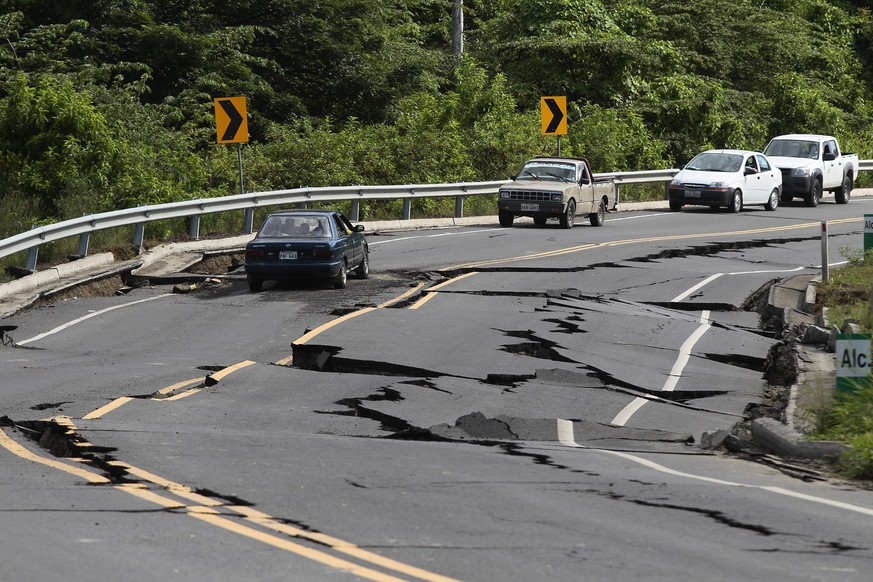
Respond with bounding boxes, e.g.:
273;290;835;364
452;0;463;57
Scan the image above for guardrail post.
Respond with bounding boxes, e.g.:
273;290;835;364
454;195;464;218
614;184;621;210
821;220;829;284
77;232;90;257
26;225;39;271
243;209;255;234
133;222;145;252
402;199;412;220
350;200;360;222
189;215;201;240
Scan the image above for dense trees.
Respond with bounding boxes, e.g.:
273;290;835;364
1;0;872;237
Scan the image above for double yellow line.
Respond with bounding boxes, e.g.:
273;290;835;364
446;217;859;270
0;421;459;582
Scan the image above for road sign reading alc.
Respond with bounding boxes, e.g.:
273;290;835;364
836;333;872;394
214;96;248;144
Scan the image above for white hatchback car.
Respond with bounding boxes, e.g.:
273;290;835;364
667;149;782;212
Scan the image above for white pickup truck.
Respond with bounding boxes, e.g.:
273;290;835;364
762;134;857;206
496;157;616;228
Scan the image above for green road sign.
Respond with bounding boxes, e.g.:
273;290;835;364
836;333;872;394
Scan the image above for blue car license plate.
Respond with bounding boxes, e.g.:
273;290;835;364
280;251;297;260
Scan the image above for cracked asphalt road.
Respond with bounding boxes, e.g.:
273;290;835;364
2;203;873;581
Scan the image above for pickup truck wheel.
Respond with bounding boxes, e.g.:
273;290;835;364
764;188;779;211
804;180;821;207
559;200;575;229
533;216;547;226
780;192;793;205
589;199;606;226
499;211;514;227
727;189;742;213
835;175;852;204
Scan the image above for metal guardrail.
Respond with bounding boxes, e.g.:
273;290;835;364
0;167;703;270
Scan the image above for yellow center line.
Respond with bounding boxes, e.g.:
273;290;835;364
291;307;379;347
156;377;207;396
111;461;224;506
445;217;862;270
231;506;461;582
2;427;459;581
0;427;109;484
82;397;134;420
427;271;480;291
276;285;431;366
378;282;427;308
188;511;411;582
161;388;203;401
206;359;257;384
118;485;433;582
409;292;439;310
81;377;208;420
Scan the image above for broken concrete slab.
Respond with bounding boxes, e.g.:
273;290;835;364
751;418;849;459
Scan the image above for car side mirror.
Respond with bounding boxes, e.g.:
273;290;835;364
353;224;365;232
744;166;757;175
580;176;590;185
823;152;836;161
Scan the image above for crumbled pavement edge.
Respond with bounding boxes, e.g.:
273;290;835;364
710;274;853;464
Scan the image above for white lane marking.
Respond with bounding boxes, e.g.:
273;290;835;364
610;398;648;428
611;310;711;426
17;294;174;345
671;274;723;303
663;311;711;392
556;419;873;517
671;266;806;303
368;228;504;246
609;213;674;221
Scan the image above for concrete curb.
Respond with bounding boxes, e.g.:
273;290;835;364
0;253;116;297
751;418;848;459
747;275;851;460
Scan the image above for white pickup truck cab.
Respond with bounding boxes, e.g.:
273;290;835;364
762;134;857;206
497;157;617;228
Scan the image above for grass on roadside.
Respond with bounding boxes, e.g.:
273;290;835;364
814;247;873;479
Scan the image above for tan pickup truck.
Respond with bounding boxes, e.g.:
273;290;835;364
497;157;617;228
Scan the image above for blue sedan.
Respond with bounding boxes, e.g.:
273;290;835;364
244;210;369;291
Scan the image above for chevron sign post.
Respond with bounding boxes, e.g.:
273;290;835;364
214;97;249;215
541;96;567;155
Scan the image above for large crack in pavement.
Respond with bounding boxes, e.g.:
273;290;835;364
435;235;817;279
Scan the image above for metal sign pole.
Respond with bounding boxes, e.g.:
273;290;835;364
821;220;829;284
237;143;245;195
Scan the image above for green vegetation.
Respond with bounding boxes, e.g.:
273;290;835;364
1;0;872;248
815;248;873;479
0;0;872;477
